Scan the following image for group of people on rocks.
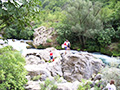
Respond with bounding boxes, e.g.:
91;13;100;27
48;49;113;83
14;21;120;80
49;39;70;62
48;40;117;90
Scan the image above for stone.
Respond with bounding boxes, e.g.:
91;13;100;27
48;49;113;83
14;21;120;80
62;52;104;82
26;55;44;65
24;48;105;89
25;81;41;90
33;26;57;47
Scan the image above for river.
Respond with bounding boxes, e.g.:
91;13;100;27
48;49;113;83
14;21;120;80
0;39;120;65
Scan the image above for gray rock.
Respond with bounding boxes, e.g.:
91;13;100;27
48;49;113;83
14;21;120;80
62;52;104;82
26;55;43;65
25;81;41;90
33;26;55;47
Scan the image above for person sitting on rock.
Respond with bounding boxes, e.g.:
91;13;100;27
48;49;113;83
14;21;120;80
103;80;116;90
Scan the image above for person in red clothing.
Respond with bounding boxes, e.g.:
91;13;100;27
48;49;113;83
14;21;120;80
64;41;67;50
63;40;70;54
49;50;54;62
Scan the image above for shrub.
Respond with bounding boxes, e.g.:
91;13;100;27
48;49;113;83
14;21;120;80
0;46;13;54
55;45;62;50
40;78;57;90
37;45;45;49
19;29;34;40
4;25;34;40
46;39;52;43
32;75;41;81
40;75;62;90
77;79;102;90
0;46;28;90
77;79;92;90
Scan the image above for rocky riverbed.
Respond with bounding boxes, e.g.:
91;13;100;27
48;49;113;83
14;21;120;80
24;47;104;90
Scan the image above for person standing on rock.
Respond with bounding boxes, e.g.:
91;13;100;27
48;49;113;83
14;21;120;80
63;40;70;54
49;50;54;62
67;40;70;50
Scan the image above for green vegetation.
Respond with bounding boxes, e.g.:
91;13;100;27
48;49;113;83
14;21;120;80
0;46;27;90
32;75;41;81
77;79;102;90
55;0;120;56
77;79;91;90
1;0;120;89
40;75;62;90
0;0;120;56
0;0;41;40
57;0;103;48
46;38;52;43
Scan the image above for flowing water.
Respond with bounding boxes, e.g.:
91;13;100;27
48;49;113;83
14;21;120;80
0;39;120;65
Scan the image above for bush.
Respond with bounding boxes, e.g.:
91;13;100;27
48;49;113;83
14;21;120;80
0;46;28;90
55;45;62;50
37;45;45;49
0;46;13;54
40;75;62;90
85;40;100;52
40;78;57;90
77;79;92;90
19;29;34;40
77;79;102;90
4;26;34;40
32;75;41;81
100;47;112;56
46;39;52;43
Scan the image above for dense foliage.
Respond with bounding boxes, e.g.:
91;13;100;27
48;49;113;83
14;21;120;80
57;0;103;48
55;0;120;56
0;0;41;39
0;46;27;90
0;0;120;56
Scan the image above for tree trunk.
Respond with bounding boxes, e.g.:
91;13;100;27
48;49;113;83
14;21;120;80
78;35;82;45
80;36;84;48
82;36;85;48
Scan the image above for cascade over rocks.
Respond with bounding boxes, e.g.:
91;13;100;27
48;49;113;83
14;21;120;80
24;47;104;90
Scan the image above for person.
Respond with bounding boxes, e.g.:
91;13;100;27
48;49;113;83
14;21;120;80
49;50;54;62
63;40;70;54
67;40;70;50
103;80;116;90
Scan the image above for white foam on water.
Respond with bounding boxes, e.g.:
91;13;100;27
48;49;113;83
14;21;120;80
1;39;120;64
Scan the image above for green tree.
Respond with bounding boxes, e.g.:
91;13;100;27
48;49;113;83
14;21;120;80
0;0;41;39
32;0;69;28
57;0;103;47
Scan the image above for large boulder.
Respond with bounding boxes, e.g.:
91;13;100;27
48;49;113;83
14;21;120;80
25;47;63;79
62;52;104;82
26;55;45;65
33;26;57;47
25;64;52;81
